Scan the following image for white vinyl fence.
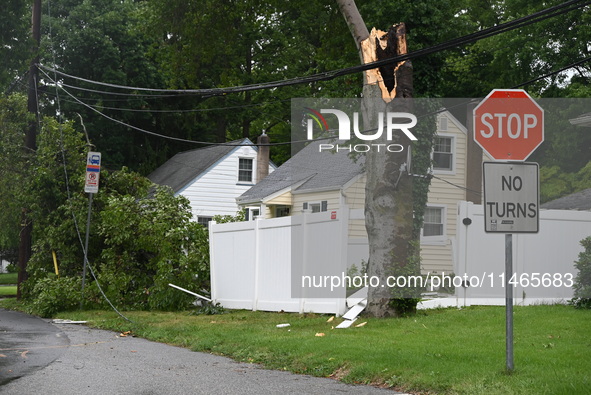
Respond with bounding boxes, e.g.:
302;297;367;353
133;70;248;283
209;202;590;313
209;209;367;315
455;201;591;305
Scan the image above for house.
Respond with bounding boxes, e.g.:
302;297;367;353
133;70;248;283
237;111;491;274
148;137;275;227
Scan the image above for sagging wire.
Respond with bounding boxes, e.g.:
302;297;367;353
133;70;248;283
46;0;135;325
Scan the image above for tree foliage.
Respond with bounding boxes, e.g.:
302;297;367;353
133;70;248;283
571;236;591;309
0;0;30;90
13;120;211;315
0;94;32;252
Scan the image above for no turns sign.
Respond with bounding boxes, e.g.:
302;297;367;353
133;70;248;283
483;162;539;233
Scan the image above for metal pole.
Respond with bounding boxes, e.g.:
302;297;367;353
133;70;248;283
80;193;93;309
505;233;514;372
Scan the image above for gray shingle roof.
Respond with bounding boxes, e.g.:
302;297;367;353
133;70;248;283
237;139;364;204
541;188;591;211
148;138;252;193
570;112;591;127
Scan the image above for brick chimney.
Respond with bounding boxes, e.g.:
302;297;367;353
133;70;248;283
256;132;270;183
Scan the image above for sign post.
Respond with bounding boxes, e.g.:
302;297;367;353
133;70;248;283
474;89;543;372
81;152;101;308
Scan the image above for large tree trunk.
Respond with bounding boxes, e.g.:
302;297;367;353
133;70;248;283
337;1;417;317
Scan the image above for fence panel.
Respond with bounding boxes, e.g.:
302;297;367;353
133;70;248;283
210;211;348;315
456;202;590;304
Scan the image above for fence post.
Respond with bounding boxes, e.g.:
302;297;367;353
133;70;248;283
208;221;218;303
298;210;309;313
252;218;261;311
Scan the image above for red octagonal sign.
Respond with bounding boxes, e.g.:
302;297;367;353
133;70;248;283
473;89;544;161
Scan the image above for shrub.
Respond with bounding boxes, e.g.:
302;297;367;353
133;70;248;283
27;276;82;317
571;236;591;309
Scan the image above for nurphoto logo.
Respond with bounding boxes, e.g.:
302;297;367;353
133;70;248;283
304;107;418;153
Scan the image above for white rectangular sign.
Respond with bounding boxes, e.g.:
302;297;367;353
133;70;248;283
84;151;101;194
483;162;539;233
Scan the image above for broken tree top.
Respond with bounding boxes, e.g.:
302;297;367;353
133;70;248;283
360;24;411;103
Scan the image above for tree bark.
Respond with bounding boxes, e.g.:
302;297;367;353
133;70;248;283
337;0;416;317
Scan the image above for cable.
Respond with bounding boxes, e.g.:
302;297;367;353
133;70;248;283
37;0;591;98
44;0;135;324
431;175;482;196
39;66;342;147
40;53;591;150
511;55;591;89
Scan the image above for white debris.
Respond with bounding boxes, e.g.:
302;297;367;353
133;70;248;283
52;319;87;324
335;318;358;329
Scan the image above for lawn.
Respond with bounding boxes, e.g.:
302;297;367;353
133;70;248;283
12;304;582;394
0;286;17;297
0;273;18;297
0;272;17;285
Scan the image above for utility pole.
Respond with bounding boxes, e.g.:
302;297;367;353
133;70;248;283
18;0;41;299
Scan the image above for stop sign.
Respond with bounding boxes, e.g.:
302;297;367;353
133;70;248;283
473;89;544;161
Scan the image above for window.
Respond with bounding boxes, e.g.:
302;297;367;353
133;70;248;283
423;207;444;237
245;206;260;221
238;158;254;183
275;205;291;217
303;201;328;213
433;136;453;172
197;216;213;228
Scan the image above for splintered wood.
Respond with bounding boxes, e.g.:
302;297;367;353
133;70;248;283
360;24;409;103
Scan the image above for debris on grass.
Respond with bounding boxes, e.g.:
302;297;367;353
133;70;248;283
335;318;357;329
52;319;87;324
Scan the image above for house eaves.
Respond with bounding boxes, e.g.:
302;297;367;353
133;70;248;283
292;185;342;195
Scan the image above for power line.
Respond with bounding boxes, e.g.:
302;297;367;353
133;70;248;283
37;0;591;98
39;53;591;148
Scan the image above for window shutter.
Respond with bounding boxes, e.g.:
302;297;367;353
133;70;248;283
321;201;328;212
303;202;308;210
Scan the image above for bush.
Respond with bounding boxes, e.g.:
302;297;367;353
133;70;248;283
6;263;17;273
27;276;82;317
571;236;591;309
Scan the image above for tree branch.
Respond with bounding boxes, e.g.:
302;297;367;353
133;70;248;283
335;0;369;56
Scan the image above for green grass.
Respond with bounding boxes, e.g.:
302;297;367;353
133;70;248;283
0;272;17;285
3;301;589;394
0;286;17;297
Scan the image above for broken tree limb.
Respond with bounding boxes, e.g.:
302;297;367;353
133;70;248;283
360;24;412;102
168;283;212;302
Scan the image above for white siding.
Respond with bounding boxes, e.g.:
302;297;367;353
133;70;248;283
179;146;274;219
344;175;367;239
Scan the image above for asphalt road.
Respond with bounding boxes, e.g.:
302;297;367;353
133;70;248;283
0;309;401;394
